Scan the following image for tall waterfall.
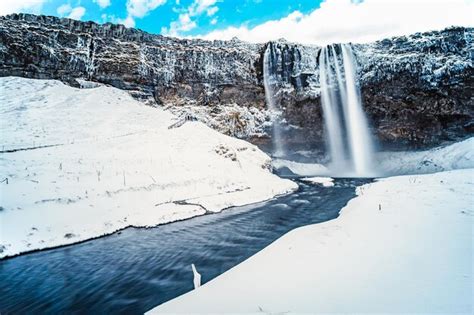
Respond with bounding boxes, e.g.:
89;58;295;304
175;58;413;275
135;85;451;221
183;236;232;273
319;44;376;176
263;44;285;157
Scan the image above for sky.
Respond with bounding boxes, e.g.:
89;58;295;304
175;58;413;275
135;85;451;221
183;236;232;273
1;0;473;44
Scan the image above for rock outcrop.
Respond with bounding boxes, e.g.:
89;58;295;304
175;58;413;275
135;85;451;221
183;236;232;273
1;13;472;150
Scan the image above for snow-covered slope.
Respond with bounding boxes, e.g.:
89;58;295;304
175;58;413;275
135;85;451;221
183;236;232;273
0;77;297;259
272;137;474;177
150;169;474;314
379;137;474;176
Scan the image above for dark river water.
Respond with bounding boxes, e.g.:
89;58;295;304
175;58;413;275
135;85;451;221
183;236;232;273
0;177;369;314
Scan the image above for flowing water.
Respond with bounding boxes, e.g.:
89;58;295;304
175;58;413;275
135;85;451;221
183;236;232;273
0;177;369;314
319;44;376;177
263;44;285;158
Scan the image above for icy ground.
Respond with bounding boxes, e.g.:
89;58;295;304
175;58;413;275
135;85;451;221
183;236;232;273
0;77;296;259
150;168;474;314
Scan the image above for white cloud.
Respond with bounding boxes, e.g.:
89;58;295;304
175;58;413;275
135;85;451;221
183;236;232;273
68;6;86;20
197;0;474;44
178;13;197;31
210;17;217;25
162;0;219;36
56;4;72;16
126;0;166;18
162;12;197;35
118;15;136;27
93;0;111;9
55;4;86;20
189;0;217;15
101;13;134;27
0;0;47;15
118;0;166;28
206;6;218;16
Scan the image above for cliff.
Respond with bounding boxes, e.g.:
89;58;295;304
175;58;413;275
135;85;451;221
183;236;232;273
1;13;472;149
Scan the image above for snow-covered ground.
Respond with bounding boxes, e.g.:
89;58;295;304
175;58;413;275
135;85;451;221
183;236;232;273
0;77;297;259
378;137;474;176
150;168;474;314
273;137;474;177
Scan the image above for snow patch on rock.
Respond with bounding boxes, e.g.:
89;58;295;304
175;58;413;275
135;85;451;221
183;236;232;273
166;103;271;138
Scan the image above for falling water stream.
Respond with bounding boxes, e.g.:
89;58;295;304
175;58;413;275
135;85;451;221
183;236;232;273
263;44;285;158
319;44;376;177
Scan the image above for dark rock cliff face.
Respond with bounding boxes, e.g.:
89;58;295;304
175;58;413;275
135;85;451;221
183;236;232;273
0;13;264;108
356;31;474;148
1;13;472;150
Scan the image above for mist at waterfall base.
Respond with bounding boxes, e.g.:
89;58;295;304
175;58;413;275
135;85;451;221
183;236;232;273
261;43;378;178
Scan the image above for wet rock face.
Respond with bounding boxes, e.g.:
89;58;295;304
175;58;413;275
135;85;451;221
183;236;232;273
1;13;472;149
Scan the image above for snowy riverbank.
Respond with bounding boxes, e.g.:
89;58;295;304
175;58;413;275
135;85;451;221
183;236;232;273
150;168;474;314
0;77;297;259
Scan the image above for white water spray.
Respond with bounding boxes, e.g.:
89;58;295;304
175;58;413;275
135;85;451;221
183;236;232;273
263;44;285;157
319;44;376;177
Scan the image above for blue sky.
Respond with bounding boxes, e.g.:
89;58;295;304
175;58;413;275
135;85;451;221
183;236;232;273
4;0;324;36
2;0;473;44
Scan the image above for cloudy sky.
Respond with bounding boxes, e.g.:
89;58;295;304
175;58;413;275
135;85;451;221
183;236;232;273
1;0;473;44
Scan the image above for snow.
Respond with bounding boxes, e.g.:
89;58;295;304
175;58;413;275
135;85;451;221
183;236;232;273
301;176;334;187
149;168;474;314
165;102;270;138
0;77;297;259
355;28;473;89
272;158;329;176
378;137;474;176
191;264;201;289
272;138;474;177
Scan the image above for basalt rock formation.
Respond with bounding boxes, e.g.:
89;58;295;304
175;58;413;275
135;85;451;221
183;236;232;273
0;13;263;108
1;13;472;150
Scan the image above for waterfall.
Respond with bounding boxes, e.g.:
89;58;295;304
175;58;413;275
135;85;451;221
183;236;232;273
319;47;346;168
263;44;285;158
319;44;376;177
